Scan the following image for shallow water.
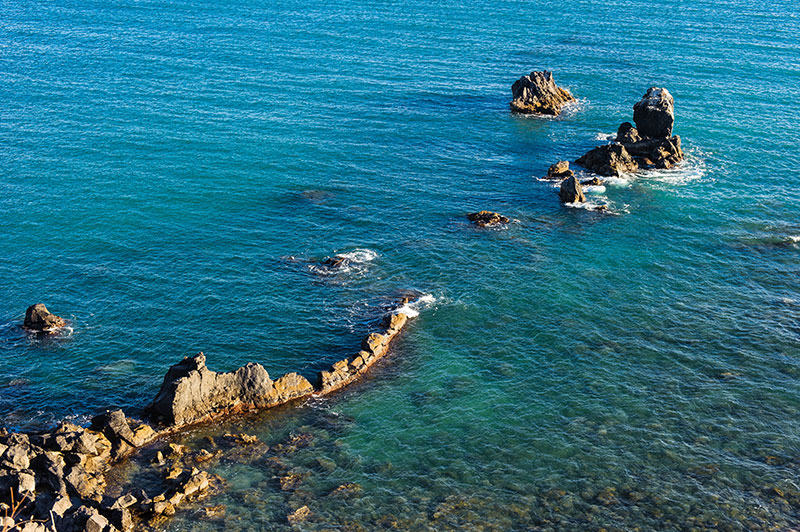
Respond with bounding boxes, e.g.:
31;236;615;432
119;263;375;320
2;0;800;530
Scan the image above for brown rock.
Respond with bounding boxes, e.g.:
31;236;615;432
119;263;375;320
633;87;675;138
545;160;574;180
287;505;311;524
510;71;575;115
575;144;639;176
466;211;510;227
23;304;65;332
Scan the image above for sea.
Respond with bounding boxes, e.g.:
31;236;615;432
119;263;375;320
1;0;800;530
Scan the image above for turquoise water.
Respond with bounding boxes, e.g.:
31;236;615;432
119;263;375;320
2;0;800;530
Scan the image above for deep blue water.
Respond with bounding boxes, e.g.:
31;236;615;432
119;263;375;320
2;0;800;530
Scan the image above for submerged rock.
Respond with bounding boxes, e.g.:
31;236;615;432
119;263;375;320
576;144;639;176
23;304;65;332
467;211;510;227
510;71;575;116
633;87;674;138
559;176;586;204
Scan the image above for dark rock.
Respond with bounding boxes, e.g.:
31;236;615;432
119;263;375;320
581;177;603;187
575;144;639;176
621;136;683;169
148;352;314;427
633;87;674;138
466;211;510;227
544;160;574;180
558;176;586;204
322;256;346;268
23;304;66;332
111;507;133;532
90;410;135;447
510;71;575;116
615;122;642;144
110;493;137;510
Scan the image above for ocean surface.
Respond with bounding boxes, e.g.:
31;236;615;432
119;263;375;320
2;0;800;530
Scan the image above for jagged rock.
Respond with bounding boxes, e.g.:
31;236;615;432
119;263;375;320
111;507;133;532
544;160;574;180
510;71;575;115
581;177;603;187
23;304;65;332
576;144;639;176
148;353;313;427
466;211;510;227
197;504;225;518
84;510;110;532
615;122;642;144
322;256;346;268
2;443;30;470
18;471;35;494
621;136;683;169
558;176;586;204
633;87;674;138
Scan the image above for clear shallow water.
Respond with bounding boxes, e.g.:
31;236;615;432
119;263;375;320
2;0;800;530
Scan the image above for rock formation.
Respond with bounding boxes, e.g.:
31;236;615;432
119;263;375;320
558;176;586;204
467;211;510;227
543;161;574;180
633;87;674;138
510;71;575;116
23;304;65;332
575;87;683;176
576;144;639;177
148;354;314;428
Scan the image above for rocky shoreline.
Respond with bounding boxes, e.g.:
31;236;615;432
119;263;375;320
0;298;420;532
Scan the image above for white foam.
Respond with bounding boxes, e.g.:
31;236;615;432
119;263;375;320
393;294;436;318
583;185;606;194
787;236;800;243
594;132;614;141
337;248;378;263
601;175;633;187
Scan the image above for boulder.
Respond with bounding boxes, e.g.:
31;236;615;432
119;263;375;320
466;211;510;227
620;135;683;169
510;71;575;116
558;176;586;204
23;304;65;332
544;160;574;180
575;144;639;176
633;87;674;138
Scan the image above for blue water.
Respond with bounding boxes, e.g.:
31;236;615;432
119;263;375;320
2;0;800;530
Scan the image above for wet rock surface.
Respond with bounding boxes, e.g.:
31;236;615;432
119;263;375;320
22;304;65;332
510;71;575;116
576;144;639;176
543;160;574;180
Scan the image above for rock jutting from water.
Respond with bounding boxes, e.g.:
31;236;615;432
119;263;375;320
575;87;683;176
466;211;510;227
0;296;422;531
558;176;586;204
542;160;574;180
510;71;575;116
22;303;65;332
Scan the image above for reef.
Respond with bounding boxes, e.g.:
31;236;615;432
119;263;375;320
510;71;575;116
0;297;420;531
22;304;65;333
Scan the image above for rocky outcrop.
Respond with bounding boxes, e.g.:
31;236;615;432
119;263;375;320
510;71;575;116
23;304;65;332
0;412;158;532
558;176;586;204
148;354;313;428
633;87;674;138
317;311;410;394
543;161;574;180
575;144;639;176
576;87;683;176
467;211;510;227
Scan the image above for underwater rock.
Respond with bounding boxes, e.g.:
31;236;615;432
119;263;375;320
559;176;586;204
23;303;65;332
510;71;575;115
148;352;314;428
467;211;510;227
633;87;674;138
575;144;639;176
287;505;311;524
544;160;574;180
